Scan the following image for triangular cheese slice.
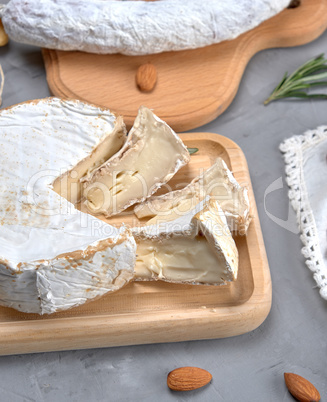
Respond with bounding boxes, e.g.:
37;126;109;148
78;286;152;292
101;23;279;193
133;198;238;285
81;106;190;217
134;157;251;234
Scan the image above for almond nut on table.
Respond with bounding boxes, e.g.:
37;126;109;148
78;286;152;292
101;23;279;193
284;372;320;402
167;367;212;391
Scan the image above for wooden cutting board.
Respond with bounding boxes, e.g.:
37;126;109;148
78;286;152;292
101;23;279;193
0;133;271;356
42;0;327;132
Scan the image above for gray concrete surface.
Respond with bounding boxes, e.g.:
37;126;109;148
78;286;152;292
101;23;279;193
0;21;327;402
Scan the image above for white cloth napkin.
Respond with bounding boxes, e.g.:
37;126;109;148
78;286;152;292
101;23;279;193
280;126;327;300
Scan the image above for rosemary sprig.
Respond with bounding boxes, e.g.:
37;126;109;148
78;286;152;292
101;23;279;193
188;147;198;155
264;54;327;105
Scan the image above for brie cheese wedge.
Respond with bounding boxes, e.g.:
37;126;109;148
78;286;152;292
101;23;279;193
0;98;136;314
133;198;238;285
134;158;251;234
81;106;190;217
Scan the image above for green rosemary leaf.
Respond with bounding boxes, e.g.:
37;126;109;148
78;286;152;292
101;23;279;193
300;71;327;83
305;94;327;99
306;81;327;87
298;64;327;77
275;72;288;90
289;54;326;80
264;54;327;105
279;92;327;100
188;147;199;155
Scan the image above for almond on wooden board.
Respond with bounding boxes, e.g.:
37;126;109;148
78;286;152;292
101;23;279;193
284;373;320;402
288;0;301;8
167;367;212;391
136;63;157;92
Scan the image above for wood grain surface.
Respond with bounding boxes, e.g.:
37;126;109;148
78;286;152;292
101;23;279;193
42;0;327;131
0;133;271;356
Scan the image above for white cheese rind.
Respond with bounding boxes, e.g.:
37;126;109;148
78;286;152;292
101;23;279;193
1;0;290;55
0;230;136;314
133;197;238;285
134;158;251;234
82;106;190;217
0;98;136;314
37;233;135;315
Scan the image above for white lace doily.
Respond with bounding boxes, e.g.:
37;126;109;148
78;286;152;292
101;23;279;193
280;126;327;300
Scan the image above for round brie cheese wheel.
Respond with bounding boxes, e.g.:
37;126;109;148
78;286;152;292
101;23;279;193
1;0;291;55
0;98;136;314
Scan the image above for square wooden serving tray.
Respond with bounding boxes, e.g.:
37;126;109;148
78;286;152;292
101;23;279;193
0;133;271;356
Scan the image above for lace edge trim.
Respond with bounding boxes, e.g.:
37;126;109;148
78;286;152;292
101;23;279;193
280;126;327;300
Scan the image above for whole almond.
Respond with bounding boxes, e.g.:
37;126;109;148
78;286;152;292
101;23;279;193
136;63;157;92
167;367;212;391
284;373;320;402
288;0;301;8
0;19;9;47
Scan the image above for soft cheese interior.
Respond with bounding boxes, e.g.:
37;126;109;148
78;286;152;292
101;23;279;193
134;158;251;234
52;115;126;205
135;235;232;284
0;98;136;314
133;199;238;285
81;106;190;217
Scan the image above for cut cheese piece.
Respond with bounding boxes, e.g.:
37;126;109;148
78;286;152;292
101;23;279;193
82;106;190;217
0;98;136;314
134;158;251;234
53;115;126;205
192;200;238;281
133;198;238;285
